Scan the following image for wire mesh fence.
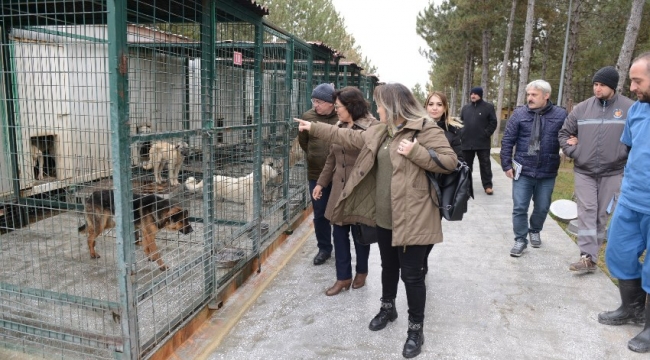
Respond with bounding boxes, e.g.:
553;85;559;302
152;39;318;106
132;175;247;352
0;1;379;359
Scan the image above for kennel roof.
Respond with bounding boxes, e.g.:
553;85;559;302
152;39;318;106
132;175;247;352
0;0;269;28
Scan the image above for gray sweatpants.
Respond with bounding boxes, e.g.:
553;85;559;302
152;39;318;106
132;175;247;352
574;172;622;262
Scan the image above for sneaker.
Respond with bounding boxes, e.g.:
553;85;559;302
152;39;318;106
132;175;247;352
529;232;542;248
569;255;597;272
485;188;494;195
510;241;527;257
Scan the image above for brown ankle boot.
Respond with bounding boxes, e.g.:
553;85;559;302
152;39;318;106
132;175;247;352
325;279;352;296
352;273;368;289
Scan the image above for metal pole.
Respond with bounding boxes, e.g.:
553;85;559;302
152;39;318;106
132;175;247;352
557;0;572;106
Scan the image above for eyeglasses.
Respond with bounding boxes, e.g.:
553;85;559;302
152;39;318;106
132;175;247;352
311;99;326;106
334;103;344;109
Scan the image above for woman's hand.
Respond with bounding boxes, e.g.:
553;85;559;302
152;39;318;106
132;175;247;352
397;138;416;156
294;118;311;132
312;184;323;200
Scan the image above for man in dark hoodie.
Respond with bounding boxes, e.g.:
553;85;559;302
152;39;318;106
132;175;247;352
559;66;634;273
460;87;497;195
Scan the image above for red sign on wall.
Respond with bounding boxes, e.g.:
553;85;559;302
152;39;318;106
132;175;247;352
233;51;242;66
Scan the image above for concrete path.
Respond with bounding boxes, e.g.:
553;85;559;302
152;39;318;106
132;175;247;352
172;154;646;359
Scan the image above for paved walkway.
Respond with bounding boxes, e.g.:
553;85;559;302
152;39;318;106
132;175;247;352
172;154;646;359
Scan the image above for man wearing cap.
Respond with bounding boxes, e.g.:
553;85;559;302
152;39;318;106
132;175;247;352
559;66;634;273
298;83;339;265
460;86;498;195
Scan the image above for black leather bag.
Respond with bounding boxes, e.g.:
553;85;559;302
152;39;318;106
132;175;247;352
352;224;378;245
413;125;474;221
424;150;474;221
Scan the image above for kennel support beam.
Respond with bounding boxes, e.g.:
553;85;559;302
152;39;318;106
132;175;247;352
107;0;139;357
0;282;121;313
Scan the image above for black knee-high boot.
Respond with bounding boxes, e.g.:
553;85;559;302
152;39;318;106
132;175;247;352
628;295;650;353
598;278;646;325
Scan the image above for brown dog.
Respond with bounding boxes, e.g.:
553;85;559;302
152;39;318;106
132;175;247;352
78;189;193;270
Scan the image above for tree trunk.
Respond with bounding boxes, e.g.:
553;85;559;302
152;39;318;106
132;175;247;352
461;43;472;108
493;0;517;147
516;0;535;106
541;25;550;80
481;29;490;100
562;0;581;107
451;75;460;117
616;0;645;93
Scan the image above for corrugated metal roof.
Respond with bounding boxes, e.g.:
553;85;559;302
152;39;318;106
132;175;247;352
0;0;268;27
236;0;269;16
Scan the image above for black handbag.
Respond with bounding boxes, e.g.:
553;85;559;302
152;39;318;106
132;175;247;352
424;150;474;221
413;126;474;221
352;224;378;245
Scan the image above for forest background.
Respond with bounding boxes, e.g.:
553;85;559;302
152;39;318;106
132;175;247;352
259;0;650;144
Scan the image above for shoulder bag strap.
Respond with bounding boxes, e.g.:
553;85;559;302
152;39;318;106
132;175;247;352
412;121;452;172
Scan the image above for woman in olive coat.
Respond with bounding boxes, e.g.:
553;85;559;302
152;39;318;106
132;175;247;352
312;86;378;296
296;83;456;358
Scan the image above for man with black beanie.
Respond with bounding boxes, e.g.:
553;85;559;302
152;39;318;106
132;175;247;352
559;66;634;273
460;86;498;195
298;83;338;265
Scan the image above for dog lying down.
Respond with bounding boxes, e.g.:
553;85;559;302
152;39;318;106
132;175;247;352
78;189;193;270
184;160;278;221
142;141;190;186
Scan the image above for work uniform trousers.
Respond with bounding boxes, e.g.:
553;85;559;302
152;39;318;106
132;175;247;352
376;226;428;323
605;203;650;293
574;172;622;262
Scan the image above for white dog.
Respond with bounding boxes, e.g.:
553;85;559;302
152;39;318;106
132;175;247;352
184;159;278;220
288;136;302;168
142;141;189;186
31;144;44;180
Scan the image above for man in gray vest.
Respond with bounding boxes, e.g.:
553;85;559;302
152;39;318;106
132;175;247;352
559;66;634;272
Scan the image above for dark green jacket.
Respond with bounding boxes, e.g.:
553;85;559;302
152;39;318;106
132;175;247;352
298;108;339;180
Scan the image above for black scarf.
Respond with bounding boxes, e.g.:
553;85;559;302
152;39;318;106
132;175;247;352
527;101;554;155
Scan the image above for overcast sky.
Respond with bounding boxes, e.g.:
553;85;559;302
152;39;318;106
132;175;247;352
330;0;440;90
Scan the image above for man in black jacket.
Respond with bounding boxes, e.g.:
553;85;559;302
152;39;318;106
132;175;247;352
460;87;498;195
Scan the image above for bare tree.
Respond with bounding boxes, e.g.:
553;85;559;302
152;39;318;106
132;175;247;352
516;0;535;106
481;29;491;99
493;0;517;147
616;0;646;92
561;0;581;107
461;43;472;108
541;25;551;79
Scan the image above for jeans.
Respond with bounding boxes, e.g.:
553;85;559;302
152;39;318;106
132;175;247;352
376;226;428;323
333;224;371;280
309;180;332;253
463;149;493;189
511;175;556;243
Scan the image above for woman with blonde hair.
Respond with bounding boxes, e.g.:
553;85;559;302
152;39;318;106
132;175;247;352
422;91;464;275
296;83;457;358
424;91;463;159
